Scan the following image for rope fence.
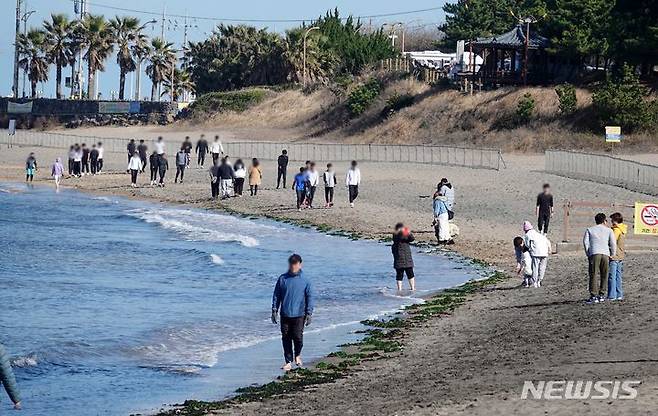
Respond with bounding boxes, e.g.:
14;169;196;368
2;130;504;170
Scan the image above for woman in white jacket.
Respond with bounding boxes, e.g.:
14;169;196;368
345;160;361;208
523;221;551;287
128;153;142;187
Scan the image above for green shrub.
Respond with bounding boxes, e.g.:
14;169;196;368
592;65;655;132
381;92;415;118
516;93;535;124
347;78;382;117
555;83;577;115
187;89;268;116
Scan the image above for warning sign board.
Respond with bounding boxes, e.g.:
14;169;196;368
634;203;658;235
605;126;622;143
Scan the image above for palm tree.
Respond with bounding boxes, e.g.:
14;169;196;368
17;29;50;98
80;15;114;99
43;14;73;99
161;68;195;101
110;16;146;100
146;37;175;101
132;33;150;100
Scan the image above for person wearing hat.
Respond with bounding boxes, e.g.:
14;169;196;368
523;221;551;288
271;254;314;371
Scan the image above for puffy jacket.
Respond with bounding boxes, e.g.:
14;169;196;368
392;232;415;269
0;343;20;405
610;223;627;261
524;229;551;257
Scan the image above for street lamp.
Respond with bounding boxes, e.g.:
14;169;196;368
20;8;36;98
382;22;404;53
303;26;319;88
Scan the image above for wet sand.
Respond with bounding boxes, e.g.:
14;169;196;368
1;143;657;415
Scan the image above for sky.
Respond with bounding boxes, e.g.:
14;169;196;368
1;0;448;99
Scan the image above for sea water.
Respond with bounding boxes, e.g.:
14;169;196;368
0;183;482;415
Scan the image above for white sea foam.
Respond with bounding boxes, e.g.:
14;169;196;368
126;208;261;247
11;353;38;368
209;254;224;265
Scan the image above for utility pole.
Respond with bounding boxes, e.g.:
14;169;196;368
13;0;22;98
21;2;35;98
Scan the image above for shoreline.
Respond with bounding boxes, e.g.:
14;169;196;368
3;144;658;416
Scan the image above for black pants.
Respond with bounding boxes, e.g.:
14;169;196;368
82;159;89;173
296;189;305;209
308;186;317;206
211;180;219;198
538;212;550;233
158;168;167;184
280;316;305;364
348;185;359;203
175;165;185;182
212;153;220;164
73;161;81;176
90;158;98;174
234;178;245;195
198;152;206;166
68;158;73;174
325;187;334;204
395;267;415;281
250;185;258;196
97;159;103;172
140;155;147;172
277;167;287;188
150;167;158;182
130;169;138;184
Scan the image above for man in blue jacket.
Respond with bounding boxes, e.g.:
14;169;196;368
0;342;21;410
272;254;314;371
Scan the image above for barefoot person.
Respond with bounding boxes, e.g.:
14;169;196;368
392;223;416;291
271;254;314;371
51;157;64;189
0;342;22;410
25;152;37;182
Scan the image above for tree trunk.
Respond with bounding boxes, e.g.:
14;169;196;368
56;62;63;99
70;56;76;98
135;61;142;101
87;61;95;99
119;68;126;100
31;79;37;98
150;81;156;101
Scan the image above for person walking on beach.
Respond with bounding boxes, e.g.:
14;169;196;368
210;135;224;164
196;135;209;168
127;139;136;164
128;152;142;188
608;212;627;301
392;223;416;291
536;184;554;234
89;144;99;175
0;342;22;410
233;159;246;196
157;154;169;187
346;161;361;208
277;150;289;189
25;152;37;182
514;236;533;288
306;162;319;208
433;195;454;245
181;136;193;167
81;143;90;176
292;167;308;211
67;145;75;175
523;221;551;288
51;157;64;189
72;144;82;177
583;213;617;304
209;157;221;199
323;163;337;208
96;142;105;173
271;254;314;371
154;136;166;157
218;157;235;199
149;151;159;186
174;147;187;184
248;158;262;196
137;140;148;173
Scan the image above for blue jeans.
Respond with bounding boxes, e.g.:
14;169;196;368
608;260;623;299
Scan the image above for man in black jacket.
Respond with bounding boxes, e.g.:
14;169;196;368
196;135;209;167
137;139;148;172
277;149;289;189
127;139;136;163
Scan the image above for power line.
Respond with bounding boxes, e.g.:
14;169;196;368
60;0;442;24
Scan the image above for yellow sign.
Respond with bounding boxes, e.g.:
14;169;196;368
634;202;658;235
605;126;622;143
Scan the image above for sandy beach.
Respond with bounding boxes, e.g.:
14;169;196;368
2;140;658;415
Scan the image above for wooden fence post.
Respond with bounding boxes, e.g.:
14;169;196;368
562;200;571;243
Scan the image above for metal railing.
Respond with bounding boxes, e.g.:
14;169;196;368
546;150;658;195
1;130;504;170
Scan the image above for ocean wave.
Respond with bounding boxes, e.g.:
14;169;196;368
209;254;225;265
11;353;39;368
125;208;260;247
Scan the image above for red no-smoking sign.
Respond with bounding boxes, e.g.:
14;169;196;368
640;204;658;226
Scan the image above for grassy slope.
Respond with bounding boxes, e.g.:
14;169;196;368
185;79;657;153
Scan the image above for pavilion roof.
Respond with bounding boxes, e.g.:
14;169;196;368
472;25;549;49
